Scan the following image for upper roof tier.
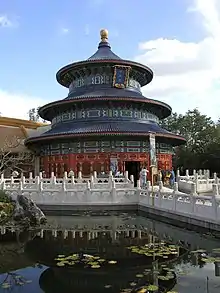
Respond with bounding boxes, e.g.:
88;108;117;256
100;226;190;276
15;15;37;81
87;29;121;60
56;29;153;88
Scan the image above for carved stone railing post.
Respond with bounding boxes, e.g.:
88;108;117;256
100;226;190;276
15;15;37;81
62;180;66;191
90;175;94;188
86;181;91;203
93;171;97;181
29;172;33;179
10;176;14;185
185;169;189;178
173;182;178;192
71;175;75;185
146;181;151;190
190;182;197;196
194;173;199;192
39;181;43;192
39;172;43;180
51;176;56;185
19;180;23;191
35;176;40;189
137;180;141;190
78;171;82;183
213;183;219;197
214;172;218;184
158;181;163;190
125;171;129;182
111;180;116;203
176;169;180;183
63;171;68;180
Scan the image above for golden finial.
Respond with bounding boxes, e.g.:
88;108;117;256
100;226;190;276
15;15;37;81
100;29;108;42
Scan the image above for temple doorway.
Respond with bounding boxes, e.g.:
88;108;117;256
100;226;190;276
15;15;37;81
124;161;141;187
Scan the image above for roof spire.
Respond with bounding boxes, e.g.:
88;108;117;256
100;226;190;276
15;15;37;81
100;29;108;42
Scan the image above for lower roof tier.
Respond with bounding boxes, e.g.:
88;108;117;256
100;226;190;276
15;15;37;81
25;120;185;146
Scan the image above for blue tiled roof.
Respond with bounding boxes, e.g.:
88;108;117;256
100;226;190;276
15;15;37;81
66;85;142;100
30;120;184;143
87;41;121;61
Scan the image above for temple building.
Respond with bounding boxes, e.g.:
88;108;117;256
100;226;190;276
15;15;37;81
25;29;185;178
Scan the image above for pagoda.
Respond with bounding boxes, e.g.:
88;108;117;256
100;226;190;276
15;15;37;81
25;29;186;178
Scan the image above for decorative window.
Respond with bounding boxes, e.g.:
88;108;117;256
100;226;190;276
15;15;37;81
87;110;100;117
160;143;168;149
101;141;110;146
102;110;108;117
72;112;76;119
113;110;119;117
95;75;101;84
120;110;132;118
51;150;60;155
84;141;98;147
105;75;110;84
84;148;99;153
62;112;70;121
91;77;95;84
115;141;124;147
127;148;140;152
127;141;141;147
100;75;104;84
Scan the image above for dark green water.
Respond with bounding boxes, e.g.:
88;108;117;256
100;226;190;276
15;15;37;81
0;212;220;293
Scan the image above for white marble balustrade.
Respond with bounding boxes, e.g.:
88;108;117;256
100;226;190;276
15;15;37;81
177;169;220;193
2;171;220;225
0;171;133;192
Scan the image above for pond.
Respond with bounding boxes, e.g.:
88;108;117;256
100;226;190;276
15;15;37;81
0;212;220;293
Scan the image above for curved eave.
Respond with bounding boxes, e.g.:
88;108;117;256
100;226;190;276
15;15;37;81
38;97;172;121
25;131;186;147
56;59;153;88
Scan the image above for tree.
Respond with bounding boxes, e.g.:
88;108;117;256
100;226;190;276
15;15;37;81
28;107;47;123
0;135;34;176
28;108;40;122
160;109;220;172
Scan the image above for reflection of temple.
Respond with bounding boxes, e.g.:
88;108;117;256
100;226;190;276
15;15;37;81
25;29;185;178
23;223;184;293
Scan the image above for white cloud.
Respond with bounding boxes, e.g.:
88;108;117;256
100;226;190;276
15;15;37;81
135;0;220;120
0;89;46;120
0;15;17;28
60;27;69;35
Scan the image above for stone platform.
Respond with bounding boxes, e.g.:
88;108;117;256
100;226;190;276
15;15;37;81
1;170;220;232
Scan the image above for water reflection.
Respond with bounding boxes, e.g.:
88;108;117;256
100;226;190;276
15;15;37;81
0;212;220;292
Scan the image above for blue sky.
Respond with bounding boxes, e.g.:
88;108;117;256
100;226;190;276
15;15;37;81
0;0;219;120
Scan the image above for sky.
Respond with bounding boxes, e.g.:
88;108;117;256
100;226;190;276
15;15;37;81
0;0;219;121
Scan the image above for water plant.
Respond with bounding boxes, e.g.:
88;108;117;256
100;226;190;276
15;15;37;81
127;242;179;261
55;253;117;269
0;273;32;290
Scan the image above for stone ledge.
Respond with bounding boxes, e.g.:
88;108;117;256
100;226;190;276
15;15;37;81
38;203;220;233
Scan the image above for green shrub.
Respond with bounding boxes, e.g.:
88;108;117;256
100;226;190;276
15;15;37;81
0;190;11;203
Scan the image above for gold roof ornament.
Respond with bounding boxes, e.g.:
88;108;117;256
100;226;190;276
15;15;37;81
100;29;108;42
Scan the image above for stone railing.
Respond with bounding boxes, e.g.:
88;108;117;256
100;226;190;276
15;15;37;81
0;171;133;192
4;173;220;226
177;169;220;193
